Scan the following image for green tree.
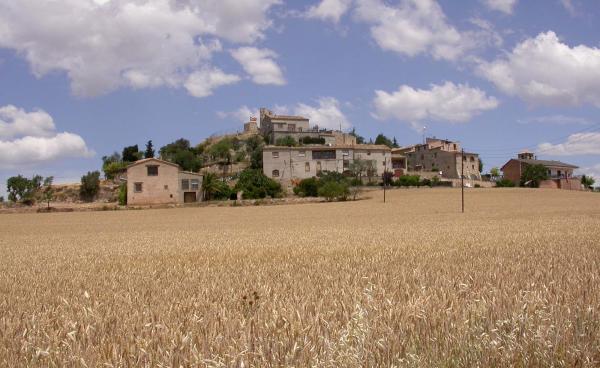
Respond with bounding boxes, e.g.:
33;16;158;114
42;176;54;209
209;138;233;164
175;150;203;172
0;196;4;203
103;161;128;180
581;175;595;189
245;135;264;169
490;167;500;180
118;183;127;205
479;158;484;173
349;158;368;182
234;169;282;199
144;140;155;158
7;174;42;204
520;164;549;187
275;135;297;147
374;133;393;147
122;145;141;162
392;137;399;148
349;128;365;144
160;138;192;159
202;172;219;201
80;171;101;202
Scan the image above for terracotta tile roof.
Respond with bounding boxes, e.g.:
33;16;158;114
126;157;180;168
518;158;578;169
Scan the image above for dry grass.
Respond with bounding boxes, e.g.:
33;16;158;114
1;188;599;367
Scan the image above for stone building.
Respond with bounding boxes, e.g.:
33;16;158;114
243;117;259;133
394;138;482;180
501;151;581;190
259;107;356;146
126;158;203;205
262;144;392;182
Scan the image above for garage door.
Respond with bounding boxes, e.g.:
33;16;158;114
183;192;197;203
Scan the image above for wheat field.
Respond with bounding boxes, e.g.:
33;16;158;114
1;188;599;367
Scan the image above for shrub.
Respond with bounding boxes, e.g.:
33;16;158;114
294;177;320;197
396;175;421;187
421;178;431;187
235;169;282;199
212;181;233;200
431;176;440;187
275;136;297;147
80;171;101;202
496;178;515;187
318;181;349;201
474;184;481;188
118;183;127;205
103;161;128;180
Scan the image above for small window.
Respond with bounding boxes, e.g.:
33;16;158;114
316;161;322;172
343;160;349;169
367;152;371;156
272;170;280;177
134;182;143;193
272;151;279;158
181;179;189;190
191;179;199;190
421;154;424;160
434;153;437;158
147;165;158;176
305;162;310;172
453;144;457;150
299;150;306;157
164;185;168;190
342;150;349;156
470;156;475;162
472;165;475;170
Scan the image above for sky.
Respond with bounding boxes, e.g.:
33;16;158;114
1;0;600;196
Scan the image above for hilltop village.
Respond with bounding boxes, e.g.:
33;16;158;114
2;107;591;208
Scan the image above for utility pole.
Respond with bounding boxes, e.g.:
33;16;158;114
383;157;387;203
461;149;464;213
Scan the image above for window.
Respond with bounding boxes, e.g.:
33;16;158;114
288;124;296;132
343;160;349;170
164;185;168;190
181;179;189;190
470;156;475;162
312;150;336;160
421;154;424;160
272;151;279;158
305;162;310;172
134;182;143;193
434;153;437;158
463;155;467;161
191;179;199;190
453;144;457;150
298;127;303;132
472;165;475;170
316;161;322;172
272;169;280;177
299;150;306;157
367;152;371;156
342;150;349;156
147;165;158;176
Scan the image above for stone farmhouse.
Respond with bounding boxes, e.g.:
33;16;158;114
126;158;203;205
259;108;356;146
263;144;392;183
393;138;482;180
501;151;582;190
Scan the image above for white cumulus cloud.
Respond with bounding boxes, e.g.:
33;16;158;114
372;82;499;130
230;47;286;85
184;68;241;98
537;133;600;156
478;31;600;107
353;0;469;61
0;0;279;97
217;106;259;122
306;0;352;23
0;105;92;168
483;0;518;14
293;97;350;130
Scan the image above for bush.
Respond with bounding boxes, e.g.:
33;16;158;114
420;178;431;187
80;171;101;202
118;183;127;205
103;161;128;180
495;178;515;187
294;177;319;197
474;184;481;188
275;136;297;147
318;181;349;201
234;169;282;199
212;181;233;200
396;175;421;187
431;176;440;186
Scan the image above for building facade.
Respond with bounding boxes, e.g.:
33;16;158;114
126;158;203;205
501;152;581;190
394;138;482;180
263;145;392;182
259;107;356;146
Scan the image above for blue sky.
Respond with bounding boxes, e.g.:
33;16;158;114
1;0;600;195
